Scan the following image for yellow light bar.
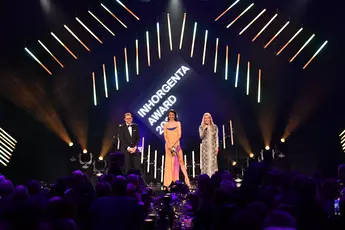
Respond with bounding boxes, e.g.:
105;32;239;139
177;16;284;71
38;40;64;68
290;34;315;62
202;30;208;65
339;130;345;137
0;139;12;152
88;11;115;36
0;133;15;148
92;72;97;106
102;64;109;98
225;45;229;80
214;38;219;73
303;40;328;69
276;28;303;55
235;54;240;88
179;13;186;50
146;31;151;66
101;3;127;28
227;3;254;28
0;144;12;156
264;21;290;49
239;9;266;35
25;47;52;75
115;0;140;20
190;22;197;57
167;13;173;51
113;56;119;90
246;61;250;95
258;69;261;103
0;128;16;144
136;39;139;75
157;22;161;59
252;14;278;42
124;47;129;82
64;25;91;52
76;17;103;44
215;0;240;21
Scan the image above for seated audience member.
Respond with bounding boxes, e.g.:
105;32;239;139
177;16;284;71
264;210;296;230
95;182;112;198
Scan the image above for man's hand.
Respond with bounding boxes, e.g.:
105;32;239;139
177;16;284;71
133;146;137;152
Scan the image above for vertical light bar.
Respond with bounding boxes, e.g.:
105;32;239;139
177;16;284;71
161;155;164;182
141;137;145;164
64;25;91;52
113;56;119;90
246;61;250;95
252;14;278;42
215;0;240;21
51;32;78;60
147;145;151;173
154;150;157;179
124;47;129;82
75;18;103;44
192;151;195;178
226;3;254;28
146;31;151;66
24;48;52;75
88;11;115;36
101;3;127;28
102;64;109;98
258;69;262;103
239;9;266;35
117;137;120;150
214;38;219;73
156;22;161;59
184;155;187;167
222;125;226;149
179;13;187;50
135;39;139;75
225;45;229;80
190;22;197;57
92;72;97;106
235;53;240;88
290;34;315;62
38;40;64;68
115;0;140;20
264;21;290;49
303;40;328;69
230;120;234;146
167;13;173;51
202;30;208;65
276;28;303;55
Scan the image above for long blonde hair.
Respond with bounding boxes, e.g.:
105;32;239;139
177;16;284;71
201;113;214;126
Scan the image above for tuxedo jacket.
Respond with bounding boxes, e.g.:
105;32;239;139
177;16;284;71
118;123;140;153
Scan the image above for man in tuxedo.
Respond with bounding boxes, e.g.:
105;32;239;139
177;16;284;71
118;112;141;174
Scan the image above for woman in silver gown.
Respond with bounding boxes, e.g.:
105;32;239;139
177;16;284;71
199;113;219;177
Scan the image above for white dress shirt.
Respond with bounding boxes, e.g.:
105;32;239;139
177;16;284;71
127;124;132;136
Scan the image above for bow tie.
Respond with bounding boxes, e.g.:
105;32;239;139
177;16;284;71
127;124;132;127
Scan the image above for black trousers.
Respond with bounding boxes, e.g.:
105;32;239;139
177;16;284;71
123;151;141;174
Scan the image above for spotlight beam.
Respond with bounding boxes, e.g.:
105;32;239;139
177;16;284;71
239;9;266;35
215;0;240;21
24;48;52;75
290;34;315;62
50;32;78;60
115;0;140;20
303;41;328;69
88;11;115;36
101;3;127;28
202;30;208;65
179;13;186;50
167;13;173;51
190;22;197;57
64;25;91;52
264;21;290;49
226;3;254;28
252;14;278;42
76;17;103;44
38;40;64;68
276;28;303;55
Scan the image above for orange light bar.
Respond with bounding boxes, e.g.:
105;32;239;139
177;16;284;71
76;17;103;44
101;3;127;28
264;21;290;49
115;0;140;20
51;32;78;60
215;0;240;21
227;3;254;28
303;40;328;69
25;47;52;75
64;25;91;51
290;34;315;63
38;40;64;68
252;14;278;42
276;28;303;55
225;45;229;80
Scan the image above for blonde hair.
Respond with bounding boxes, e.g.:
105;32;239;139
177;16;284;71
201;113;214;126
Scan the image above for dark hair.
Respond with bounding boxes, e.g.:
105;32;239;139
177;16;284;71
167;109;178;121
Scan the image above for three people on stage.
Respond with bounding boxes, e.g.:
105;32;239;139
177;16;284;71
118;110;219;188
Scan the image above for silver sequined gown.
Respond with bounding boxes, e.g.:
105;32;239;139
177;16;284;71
199;124;219;177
